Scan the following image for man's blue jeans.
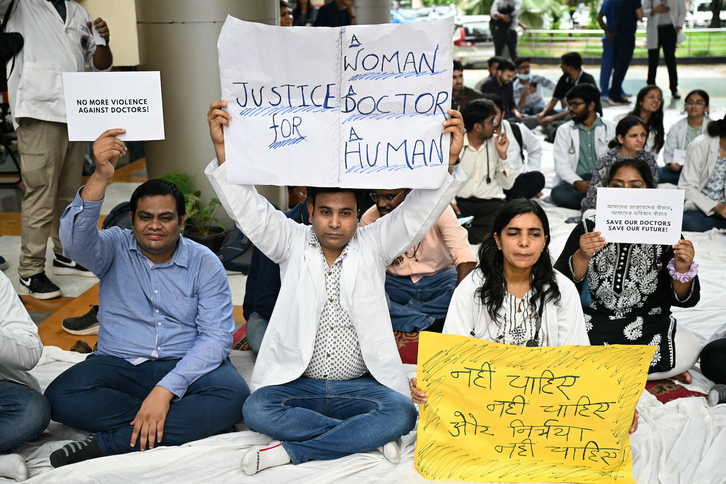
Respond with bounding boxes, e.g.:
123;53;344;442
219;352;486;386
682;210;726;232
246;311;269;355
610;30;635;99
386;268;457;333
242;375;417;464
600;37;614;98
45;354;250;456
0;381;51;453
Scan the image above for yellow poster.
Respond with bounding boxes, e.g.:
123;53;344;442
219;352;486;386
415;332;655;483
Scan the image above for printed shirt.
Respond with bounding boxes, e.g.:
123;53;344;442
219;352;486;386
702;155;726;204
512;75;556;111
497;292;542;346
574;116;603;177
59;190;235;399
360;205;476;283
303;233;368;380
685;125;703;150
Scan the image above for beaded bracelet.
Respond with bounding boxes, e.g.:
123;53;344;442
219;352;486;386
667;258;698;283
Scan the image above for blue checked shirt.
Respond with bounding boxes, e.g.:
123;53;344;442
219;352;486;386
59;189;235;399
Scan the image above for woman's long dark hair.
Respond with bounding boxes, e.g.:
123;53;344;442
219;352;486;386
630;85;664;154
608;115;647;149
707;114;726;138
606;158;656;189
476;199;561;322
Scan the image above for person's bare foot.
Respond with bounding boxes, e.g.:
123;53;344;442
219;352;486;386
672;371;692;384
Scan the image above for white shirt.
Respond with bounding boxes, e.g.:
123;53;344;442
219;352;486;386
457;132;516;200
501;119;543;176
0;271;43;392
444;269;590;347
207;160;465;396
1;0;112;126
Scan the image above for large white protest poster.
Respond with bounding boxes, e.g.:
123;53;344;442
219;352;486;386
63;71;164;141
218;16;453;188
595;188;685;245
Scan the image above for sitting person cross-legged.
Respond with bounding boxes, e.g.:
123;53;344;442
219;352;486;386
581;115;658;217
45;129;250;467
556;158;701;383
678;114;726;232
0;271;51;481
551;83;615;211
205;101;466;475
410;199;640;434
360;188;476;333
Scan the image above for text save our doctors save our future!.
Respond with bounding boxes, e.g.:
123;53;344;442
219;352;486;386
220;16;455;189
77;98;151;114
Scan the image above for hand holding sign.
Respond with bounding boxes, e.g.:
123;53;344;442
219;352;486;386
93;129;127;180
208;100;232;165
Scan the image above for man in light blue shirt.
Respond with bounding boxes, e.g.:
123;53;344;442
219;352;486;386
45;129;250;468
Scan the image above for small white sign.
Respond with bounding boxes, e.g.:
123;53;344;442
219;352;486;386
63;71;165;141
595;188;685;245
92;24;106;46
672;148;687;167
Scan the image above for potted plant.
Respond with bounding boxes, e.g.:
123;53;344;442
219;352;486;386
158;172;227;253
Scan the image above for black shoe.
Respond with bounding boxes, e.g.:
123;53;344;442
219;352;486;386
0;255;8;272
50;434;103;468
18;272;62;299
672;91;682;100
53;254;96;277
62;305;100;335
608;96;631;105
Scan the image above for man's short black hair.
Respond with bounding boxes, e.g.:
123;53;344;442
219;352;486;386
514;57;531;68
487;56;504;68
561;52;582;70
306;187;366;214
566;83;601;106
130;179;186;223
480;92;504;113
462;99;496;132
497;59;517;73
453;60;464;72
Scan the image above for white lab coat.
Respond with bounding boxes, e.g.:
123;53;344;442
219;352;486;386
0;0;111;126
663;116;711;165
444;270;590;347
643;0;687;50
0;272;43;392
552;117;616;186
501;119;543;176
207;160;465;396
678;133;725;215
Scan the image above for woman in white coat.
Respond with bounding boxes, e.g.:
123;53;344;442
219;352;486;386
643;0;687;99
659;89;711;185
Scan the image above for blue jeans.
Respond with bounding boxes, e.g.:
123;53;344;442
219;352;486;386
242;375;417;464
610;30;635;99
522;103;546;116
45;354;250;456
657;165;682;185
246;311;269;355
551;174;593;211
0;381;50;453
600;37;613;98
385;269;457;333
682;210;726;232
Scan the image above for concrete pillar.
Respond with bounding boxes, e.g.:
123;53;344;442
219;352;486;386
355;0;390;25
136;0;284;213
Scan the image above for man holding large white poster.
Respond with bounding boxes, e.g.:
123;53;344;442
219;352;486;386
206;99;465;474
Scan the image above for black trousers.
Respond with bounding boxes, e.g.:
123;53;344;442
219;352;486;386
492;27;518;60
700;338;726;385
455;197;506;244
647;24;678;93
504;171;546;201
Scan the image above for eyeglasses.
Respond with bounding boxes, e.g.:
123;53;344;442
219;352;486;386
568;101;586;108
369;191;406;204
480;119;497;126
686;100;705;106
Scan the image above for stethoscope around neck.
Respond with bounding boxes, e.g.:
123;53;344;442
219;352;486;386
462;142;492;184
568;138;576;154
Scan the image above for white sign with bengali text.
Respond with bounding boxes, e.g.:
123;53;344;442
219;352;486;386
63;71;165;141
595;188;684;245
218;15;454;188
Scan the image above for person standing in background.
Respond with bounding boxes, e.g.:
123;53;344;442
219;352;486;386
490;0;522;60
643;0;686;100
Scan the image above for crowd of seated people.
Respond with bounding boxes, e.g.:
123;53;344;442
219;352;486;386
4;44;726;480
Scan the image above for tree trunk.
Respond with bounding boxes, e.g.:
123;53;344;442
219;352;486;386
711;0;724;28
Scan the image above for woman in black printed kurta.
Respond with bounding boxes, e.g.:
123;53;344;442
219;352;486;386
555;158;702;381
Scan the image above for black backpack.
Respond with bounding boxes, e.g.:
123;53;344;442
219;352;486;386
102;202;132;230
509;122;525;164
217;227;253;273
0;0;23;89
